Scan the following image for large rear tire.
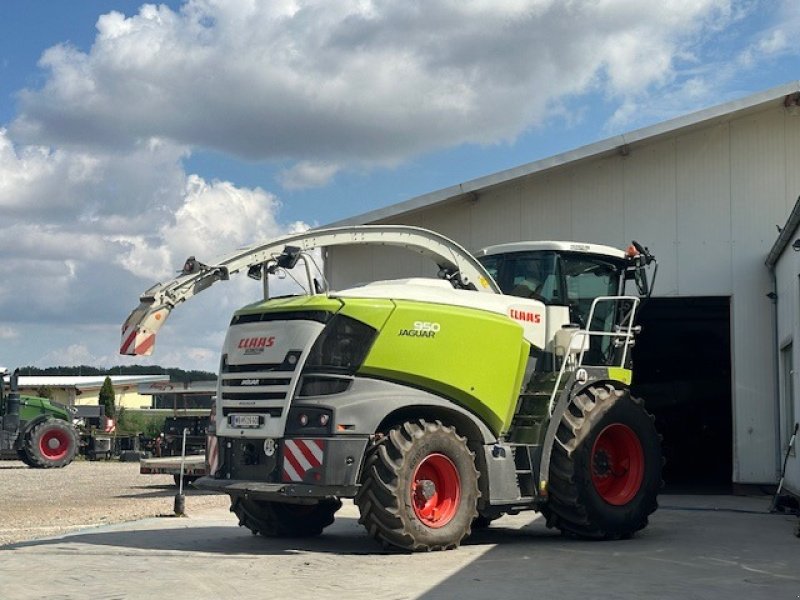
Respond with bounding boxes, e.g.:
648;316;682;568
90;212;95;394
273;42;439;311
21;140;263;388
231;497;342;537
355;420;479;551
544;384;661;539
23;419;79;468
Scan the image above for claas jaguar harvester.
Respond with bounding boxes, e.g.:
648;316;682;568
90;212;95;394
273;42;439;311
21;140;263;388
121;225;662;551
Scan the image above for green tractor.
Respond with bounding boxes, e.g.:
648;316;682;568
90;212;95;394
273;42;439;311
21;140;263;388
122;225;662;550
0;369;79;468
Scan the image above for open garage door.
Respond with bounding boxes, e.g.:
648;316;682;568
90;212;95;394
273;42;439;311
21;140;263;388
632;297;733;492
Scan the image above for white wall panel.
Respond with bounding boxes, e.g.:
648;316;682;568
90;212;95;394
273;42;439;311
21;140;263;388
570;156;625;246
520;170;573;241
622;138;679;296
470;182;521;251
786;111;800;209
675;123;733;295
729;110;787;481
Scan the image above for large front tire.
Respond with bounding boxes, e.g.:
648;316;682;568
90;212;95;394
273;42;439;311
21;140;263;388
544;384;661;539
23;419;79;468
355;420;479;551
231;497;342;537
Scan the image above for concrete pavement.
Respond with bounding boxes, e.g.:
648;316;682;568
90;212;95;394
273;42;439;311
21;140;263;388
1;495;798;600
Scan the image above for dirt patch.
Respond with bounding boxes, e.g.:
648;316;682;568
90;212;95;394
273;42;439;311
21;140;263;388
0;459;229;546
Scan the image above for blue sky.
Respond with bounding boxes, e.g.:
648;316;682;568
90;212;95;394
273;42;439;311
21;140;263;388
0;0;798;372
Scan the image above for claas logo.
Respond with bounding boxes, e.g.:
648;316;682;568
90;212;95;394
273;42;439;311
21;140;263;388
238;336;276;349
509;309;541;324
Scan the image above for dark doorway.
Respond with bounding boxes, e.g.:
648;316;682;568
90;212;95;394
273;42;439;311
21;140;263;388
631;297;733;492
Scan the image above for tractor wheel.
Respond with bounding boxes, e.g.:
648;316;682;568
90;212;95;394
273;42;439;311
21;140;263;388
355;420;480;551
23;419;79;468
231;497;342;537
544;384;661;539
16;449;36;467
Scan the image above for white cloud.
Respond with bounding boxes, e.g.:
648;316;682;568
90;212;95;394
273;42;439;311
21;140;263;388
11;0;734;173
0;326;18;340
0;124;303;371
278;161;341;190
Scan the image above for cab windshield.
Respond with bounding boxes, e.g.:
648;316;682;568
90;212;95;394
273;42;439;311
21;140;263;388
478;251;561;303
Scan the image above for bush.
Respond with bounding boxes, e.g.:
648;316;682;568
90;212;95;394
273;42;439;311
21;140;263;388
116;408;166;437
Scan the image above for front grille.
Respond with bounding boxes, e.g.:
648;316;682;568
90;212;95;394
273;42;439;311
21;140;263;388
226;378;291;387
222;392;286;401
222;407;282;417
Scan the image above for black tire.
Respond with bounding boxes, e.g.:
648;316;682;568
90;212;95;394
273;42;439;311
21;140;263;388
471;513;499;529
16;449;36;467
173;474;200;487
544;384;661;539
231;497;342;537
23;419;79;468
355;420;480;551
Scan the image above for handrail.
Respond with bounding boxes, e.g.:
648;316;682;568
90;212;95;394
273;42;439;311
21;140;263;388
547;296;641;414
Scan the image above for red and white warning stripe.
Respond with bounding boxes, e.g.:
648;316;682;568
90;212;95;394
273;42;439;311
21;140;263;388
120;326;156;356
282;439;325;482
206;403;219;476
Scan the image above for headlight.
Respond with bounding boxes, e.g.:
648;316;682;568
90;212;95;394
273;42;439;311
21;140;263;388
303;314;376;375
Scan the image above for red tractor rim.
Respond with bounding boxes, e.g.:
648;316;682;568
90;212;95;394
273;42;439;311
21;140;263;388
411;453;461;528
39;428;70;461
591;423;644;506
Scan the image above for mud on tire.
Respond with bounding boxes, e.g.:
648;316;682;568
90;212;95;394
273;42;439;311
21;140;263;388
231;497;342;537
544;384;661;539
355;419;480;552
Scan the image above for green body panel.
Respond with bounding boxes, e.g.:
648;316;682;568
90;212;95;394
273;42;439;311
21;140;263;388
359;300;529;435
1;395;71;425
337;298;395;330
235;294;344;316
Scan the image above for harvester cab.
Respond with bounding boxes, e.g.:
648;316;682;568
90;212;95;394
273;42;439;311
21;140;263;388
122;225;661;551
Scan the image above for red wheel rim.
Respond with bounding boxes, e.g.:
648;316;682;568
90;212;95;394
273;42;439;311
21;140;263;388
411;453;461;528
39;428;70;461
591;424;644;506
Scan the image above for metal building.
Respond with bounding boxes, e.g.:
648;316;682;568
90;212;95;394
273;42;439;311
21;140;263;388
767;199;800;497
326;81;800;490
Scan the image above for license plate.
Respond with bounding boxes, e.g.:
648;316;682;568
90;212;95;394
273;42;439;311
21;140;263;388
230;414;262;429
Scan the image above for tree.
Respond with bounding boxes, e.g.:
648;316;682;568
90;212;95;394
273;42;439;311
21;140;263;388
35;386;53;399
98;376;116;419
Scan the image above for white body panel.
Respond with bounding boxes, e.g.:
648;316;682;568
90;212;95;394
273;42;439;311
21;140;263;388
217;320;325;438
337;279;547;349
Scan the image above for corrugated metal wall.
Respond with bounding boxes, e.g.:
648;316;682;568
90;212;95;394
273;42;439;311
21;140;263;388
774;236;799;495
327;102;800;484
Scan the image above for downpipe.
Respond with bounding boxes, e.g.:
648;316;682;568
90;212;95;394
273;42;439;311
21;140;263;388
768;270;783;482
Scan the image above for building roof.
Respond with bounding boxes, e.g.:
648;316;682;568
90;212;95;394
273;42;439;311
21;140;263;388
328;81;800;228
7;375;170;390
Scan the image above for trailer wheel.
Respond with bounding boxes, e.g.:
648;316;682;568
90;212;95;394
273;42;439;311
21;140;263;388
544;384;661;539
355;419;479;551
173;474;200;487
231;497;342;537
23;419;79;468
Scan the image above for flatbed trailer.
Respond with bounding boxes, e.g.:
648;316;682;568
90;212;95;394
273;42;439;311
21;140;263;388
139;454;207;486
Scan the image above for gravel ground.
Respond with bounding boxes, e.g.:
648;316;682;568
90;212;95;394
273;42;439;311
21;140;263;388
0;459;230;546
